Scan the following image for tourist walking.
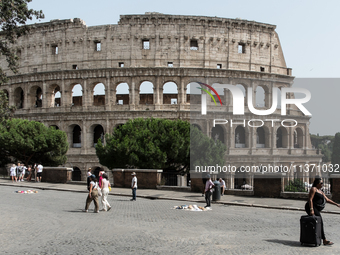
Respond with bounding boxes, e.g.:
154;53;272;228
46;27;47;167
305;177;340;245
98;168;105;188
100;173;111;211
10;164;17;182
84;175;100;213
131;172;137;201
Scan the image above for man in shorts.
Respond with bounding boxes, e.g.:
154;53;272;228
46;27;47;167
16;163;24;182
36;163;43;182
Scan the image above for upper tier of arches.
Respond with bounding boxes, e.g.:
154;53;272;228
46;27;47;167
0;14;290;77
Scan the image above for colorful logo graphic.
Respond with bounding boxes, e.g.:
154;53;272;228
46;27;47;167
196;82;223;106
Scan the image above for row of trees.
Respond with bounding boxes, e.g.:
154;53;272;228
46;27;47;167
95;118;226;173
310;133;340;166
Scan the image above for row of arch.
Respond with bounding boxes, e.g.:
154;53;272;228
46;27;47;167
193;124;304;149
47;122;305;149
3;80;283;109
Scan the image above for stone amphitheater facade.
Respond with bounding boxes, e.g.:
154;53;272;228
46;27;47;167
0;13;322;187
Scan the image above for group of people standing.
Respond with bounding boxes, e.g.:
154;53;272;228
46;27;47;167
9;163;43;183
84;169;138;213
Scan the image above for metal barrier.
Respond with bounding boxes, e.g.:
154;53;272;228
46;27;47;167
161;173;178;186
283;174;331;194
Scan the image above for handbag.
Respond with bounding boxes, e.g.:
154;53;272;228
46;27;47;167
97;187;102;196
108;186;111;191
315;197;326;211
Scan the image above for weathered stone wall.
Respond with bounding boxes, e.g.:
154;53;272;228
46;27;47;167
112;169;162;189
0;14;288;76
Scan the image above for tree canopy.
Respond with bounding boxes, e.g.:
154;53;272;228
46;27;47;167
311;134;334;162
0;89;15;124
190;125;226;170
0;118;68;166
96;118;190;172
0;0;44;84
96;118;226;174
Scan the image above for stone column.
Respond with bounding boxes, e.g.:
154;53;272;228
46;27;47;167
178;78;185;104
83;78;90;108
267;82;273;108
271;125;276;153
289;126;294;150
129;77;136;107
24;83;29;109
105;76;111;111
154;76;161;109
251;126;256;149
82;120;87;154
60;79;67;108
42;82;48;108
230;126;235;148
110;78;117;107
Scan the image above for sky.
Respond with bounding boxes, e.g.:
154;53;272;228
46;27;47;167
26;0;340;135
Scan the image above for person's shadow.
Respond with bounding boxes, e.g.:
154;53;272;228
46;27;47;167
265;239;308;247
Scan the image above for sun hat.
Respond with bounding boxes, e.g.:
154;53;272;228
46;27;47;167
131;172;136;175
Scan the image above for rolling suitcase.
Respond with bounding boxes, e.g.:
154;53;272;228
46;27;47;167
300;215;322;246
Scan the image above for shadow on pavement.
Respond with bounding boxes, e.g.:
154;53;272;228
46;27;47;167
64;210;87;213
265;239;303;247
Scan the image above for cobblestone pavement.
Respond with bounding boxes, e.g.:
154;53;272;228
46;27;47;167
1;185;340;255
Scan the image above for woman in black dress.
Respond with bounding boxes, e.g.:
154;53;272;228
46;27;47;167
305;177;340;245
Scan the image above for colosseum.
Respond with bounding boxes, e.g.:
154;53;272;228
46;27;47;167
0;12;322;190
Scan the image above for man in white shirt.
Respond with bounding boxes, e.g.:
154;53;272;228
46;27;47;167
36;163;43;182
131;172;137;201
219;178;226;196
204;174;215;208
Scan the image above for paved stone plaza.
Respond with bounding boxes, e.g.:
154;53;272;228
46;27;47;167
1;185;340;255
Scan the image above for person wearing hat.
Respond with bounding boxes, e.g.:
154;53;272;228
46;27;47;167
204;174;215;208
131;172;137;201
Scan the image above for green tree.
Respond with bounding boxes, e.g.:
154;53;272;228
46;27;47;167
0;0;44;85
331;132;340;168
311;134;334;162
0;89;15;124
96;118;191;172
190;125;226;170
284;179;307;192
0;118;68;166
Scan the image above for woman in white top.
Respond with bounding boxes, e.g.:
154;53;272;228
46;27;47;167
10;164;17;182
100;173;111;211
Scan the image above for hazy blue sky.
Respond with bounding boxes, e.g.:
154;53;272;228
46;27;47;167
26;0;340;135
